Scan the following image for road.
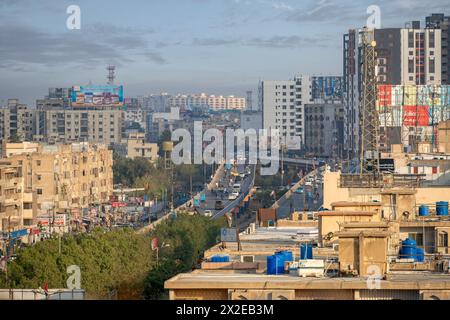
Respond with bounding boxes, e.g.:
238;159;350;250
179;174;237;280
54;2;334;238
210;164;256;219
275;169;325;219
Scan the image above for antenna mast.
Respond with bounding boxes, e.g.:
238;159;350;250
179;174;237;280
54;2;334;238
359;28;380;177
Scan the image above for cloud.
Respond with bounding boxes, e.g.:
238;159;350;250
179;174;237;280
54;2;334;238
272;2;294;12
0;22;166;70
142;51;167;65
192;34;334;49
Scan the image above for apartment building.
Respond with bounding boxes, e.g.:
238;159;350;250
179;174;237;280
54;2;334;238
343;24;442;157
259;75;313;148
123;106;146;129
0;163;24;233
0;99;36;143
304;102;345;158
124;132;158;162
426;14;450;84
34;109;122;146
4;142;113;216
167;93;246;111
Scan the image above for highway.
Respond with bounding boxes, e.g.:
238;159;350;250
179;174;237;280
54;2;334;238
273;168;325;219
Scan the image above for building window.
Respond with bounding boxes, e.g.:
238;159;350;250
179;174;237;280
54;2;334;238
429;59;435;73
37;188;43;195
439;232;448;249
409;233;423;246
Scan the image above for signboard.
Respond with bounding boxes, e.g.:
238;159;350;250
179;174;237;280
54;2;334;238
9;229;29;239
71;85;124;107
220;228;237;242
111;202;127;208
379;158;395;173
403;106;429;127
36;214;66;226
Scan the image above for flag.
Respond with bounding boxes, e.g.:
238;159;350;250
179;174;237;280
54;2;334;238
151;237;158;251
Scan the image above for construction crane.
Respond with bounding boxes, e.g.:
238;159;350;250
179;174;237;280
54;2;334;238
359;27;380;177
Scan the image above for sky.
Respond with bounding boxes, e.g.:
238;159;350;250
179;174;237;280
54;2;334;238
0;0;449;105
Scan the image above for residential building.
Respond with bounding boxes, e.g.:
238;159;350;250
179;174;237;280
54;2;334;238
123;107;146;130
426;14;450;84
4;142;113;216
124;132;158;162
34;108;122;146
0;163;25;233
168;93;246;111
259;75;313;149
304;102;345;158
0;99;36;143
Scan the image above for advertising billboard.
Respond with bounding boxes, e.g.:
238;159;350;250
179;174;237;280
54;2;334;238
71;85;124;107
403;106;429;127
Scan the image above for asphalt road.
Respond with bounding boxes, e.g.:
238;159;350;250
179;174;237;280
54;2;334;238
276;172;324;219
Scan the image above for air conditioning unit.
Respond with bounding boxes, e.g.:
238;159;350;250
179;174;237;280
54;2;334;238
241;255;255;263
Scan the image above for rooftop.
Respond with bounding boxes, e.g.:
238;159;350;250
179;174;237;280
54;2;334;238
165;271;450;291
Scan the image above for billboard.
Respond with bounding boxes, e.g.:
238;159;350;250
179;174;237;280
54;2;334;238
37;214;67;226
71;85;124;107
220;228;237;242
403;106;429;127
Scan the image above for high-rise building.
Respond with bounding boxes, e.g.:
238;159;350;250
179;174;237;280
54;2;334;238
259;75;313;148
343;25;442;157
426;13;450;84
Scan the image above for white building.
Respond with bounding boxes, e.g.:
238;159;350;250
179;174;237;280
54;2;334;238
400;28;441;85
259;75;313;149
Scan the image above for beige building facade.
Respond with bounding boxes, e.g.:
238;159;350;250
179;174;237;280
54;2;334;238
3;142;113;216
124;133;158;162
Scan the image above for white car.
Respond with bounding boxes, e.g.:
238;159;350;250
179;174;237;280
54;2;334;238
305;181;313;187
204;210;213;217
228;192;239;200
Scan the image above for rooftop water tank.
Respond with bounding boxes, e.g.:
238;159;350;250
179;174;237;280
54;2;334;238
419;205;430;217
399;238;417;260
267;254;283;275
300;244;313;260
415;247;425;262
436;202;449;216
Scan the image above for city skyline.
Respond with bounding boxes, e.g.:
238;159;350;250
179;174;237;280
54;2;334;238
0;0;449;105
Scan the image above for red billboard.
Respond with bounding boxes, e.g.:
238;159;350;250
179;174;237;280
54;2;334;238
403;106;429;127
378;85;392;106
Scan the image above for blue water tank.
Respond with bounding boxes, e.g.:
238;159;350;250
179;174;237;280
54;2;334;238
267;255;284;275
274;252;287;274
399;238;417;260
276;251;293;263
419;205;430;216
436;202;449;216
415;247;425;262
211;255;230;263
300;244;313;260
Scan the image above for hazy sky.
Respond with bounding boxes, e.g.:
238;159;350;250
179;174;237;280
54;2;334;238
0;0;449;105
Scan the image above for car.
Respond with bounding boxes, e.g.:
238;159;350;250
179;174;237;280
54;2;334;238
295;187;304;194
305;181;312;187
203;210;213;217
215;200;224;210
228;192;239;200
